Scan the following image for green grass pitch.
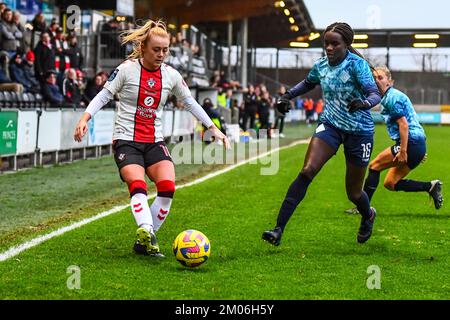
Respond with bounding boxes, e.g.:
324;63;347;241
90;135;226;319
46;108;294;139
0;124;448;299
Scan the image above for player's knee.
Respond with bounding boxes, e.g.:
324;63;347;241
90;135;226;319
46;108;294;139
347;190;362;203
156;180;175;198
128;180;147;197
284;196;302;209
300;165;317;181
384;179;396;191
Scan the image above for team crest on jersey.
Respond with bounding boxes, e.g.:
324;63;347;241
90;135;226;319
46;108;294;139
147;78;156;88
144;96;155;107
339;70;350;83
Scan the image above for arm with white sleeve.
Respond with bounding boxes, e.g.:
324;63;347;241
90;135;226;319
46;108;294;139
74;65;124;142
172;71;230;148
182;96;214;128
85;88;114;117
74;88;114;142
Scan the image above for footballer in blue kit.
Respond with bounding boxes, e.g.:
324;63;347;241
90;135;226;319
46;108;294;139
345;66;443;215
262;22;382;246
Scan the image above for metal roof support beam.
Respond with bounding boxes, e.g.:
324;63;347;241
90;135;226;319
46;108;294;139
227;21;233;82
241;17;248;88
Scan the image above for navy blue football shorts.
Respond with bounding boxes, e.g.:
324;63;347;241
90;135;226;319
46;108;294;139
112;139;173;174
313;122;374;167
390;138;426;170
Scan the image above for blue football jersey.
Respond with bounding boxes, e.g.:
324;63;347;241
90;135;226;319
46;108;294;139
306;51;379;135
380;87;425;142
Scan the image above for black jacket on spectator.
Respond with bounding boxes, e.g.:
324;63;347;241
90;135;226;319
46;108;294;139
34;41;55;82
83;79;101;102
62;78;81;105
32;16;47;33
65;43;83;70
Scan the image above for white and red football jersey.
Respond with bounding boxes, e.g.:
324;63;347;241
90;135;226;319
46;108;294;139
104;59;192;143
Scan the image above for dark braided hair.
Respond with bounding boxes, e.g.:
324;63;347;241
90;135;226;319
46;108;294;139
324;22;373;68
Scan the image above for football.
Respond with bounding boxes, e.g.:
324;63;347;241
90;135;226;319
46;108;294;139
173;230;211;267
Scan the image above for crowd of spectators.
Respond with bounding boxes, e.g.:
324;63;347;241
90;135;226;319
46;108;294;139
0;4;111;108
1;4;320;135
205;69;324;138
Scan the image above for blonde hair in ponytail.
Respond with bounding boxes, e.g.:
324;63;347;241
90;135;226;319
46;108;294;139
121;19;170;60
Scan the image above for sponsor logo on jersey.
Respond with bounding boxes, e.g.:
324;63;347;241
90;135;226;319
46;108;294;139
137;105;156;119
144;96;154;107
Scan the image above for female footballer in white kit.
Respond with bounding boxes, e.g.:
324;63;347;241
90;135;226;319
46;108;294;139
74;20;230;257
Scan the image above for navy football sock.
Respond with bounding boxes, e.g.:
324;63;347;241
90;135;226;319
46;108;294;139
364;169;380;202
354;192;372;220
276;173;312;232
394;180;432;192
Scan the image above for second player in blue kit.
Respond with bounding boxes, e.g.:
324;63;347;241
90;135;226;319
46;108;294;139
262;22;382;246
345;66;443;215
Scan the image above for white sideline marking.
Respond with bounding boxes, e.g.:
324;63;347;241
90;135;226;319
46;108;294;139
0;139;310;262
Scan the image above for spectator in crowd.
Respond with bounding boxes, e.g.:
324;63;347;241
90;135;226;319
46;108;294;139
295;97;303;110
83;73;103;103
48;21;59;39
31;12;47;48
217;86;227;108
238;97;245;128
52;27;69;83
218;69;229;88
9;53;35;93
31;12;47;33
210;69;220;88
0;8;23;58
0;3;6;19
97;71;109;85
76;69;86;93
13;11;28;54
21;50;41;93
65;34;83;71
274;85;287;138
191;44;200;58
34;31;56;82
0;53;24;93
214;69;241;90
42;70;63;106
304;97;315;126
242;84;258;131
62;68;84;107
201;97;226;136
258;90;272;137
101;18;120;58
225;88;234;109
181;38;191;54
260;83;268;95
315;99;324;119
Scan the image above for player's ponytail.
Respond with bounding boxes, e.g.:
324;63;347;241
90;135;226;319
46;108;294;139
121;19;170;60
